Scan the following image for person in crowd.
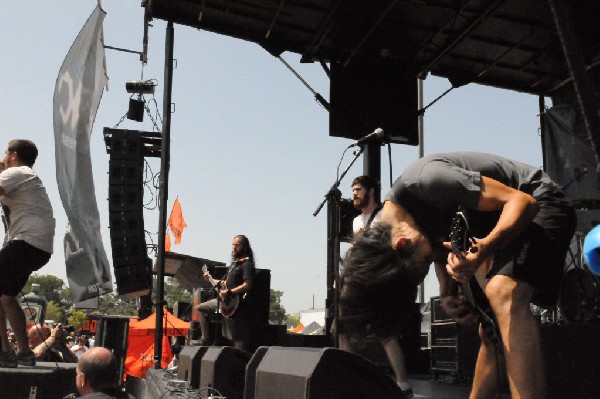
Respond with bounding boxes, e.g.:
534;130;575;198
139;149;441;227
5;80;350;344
28;323;78;363
346;175;413;398
70;336;89;360
339;152;575;399
74;347;134;398
0;139;55;367
196;235;255;351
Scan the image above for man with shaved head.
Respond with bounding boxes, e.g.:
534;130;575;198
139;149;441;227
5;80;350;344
75;347;134;398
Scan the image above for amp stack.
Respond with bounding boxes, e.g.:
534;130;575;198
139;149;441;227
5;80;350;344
429;296;479;381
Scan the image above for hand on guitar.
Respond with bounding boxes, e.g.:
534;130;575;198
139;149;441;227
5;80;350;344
439;295;479;326
443;240;484;283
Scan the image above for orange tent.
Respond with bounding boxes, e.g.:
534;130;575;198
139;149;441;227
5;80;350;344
130;308;189;336
124;308;190;379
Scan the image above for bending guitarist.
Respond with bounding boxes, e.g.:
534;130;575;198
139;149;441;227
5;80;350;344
338;152;575;399
196;235;255;352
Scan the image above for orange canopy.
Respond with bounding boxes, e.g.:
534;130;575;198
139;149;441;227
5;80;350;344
130;308;189;336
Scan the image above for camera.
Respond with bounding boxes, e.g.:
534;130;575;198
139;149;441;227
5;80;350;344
64;325;75;333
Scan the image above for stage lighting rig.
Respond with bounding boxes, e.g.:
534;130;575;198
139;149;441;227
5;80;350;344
125;79;157;122
125;79;156;95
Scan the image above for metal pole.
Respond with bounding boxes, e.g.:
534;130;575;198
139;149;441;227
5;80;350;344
417;77;425;304
154;20;174;369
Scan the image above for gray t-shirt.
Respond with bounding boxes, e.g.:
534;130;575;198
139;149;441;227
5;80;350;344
385;152;565;248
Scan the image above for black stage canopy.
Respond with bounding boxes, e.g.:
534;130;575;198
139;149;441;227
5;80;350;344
145;0;600;97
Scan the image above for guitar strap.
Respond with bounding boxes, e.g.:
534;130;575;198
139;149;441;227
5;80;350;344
365;205;382;228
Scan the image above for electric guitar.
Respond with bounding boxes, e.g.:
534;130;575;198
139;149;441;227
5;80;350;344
449;207;504;353
202;264;239;318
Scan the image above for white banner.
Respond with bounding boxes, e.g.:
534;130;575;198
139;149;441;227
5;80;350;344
53;5;113;304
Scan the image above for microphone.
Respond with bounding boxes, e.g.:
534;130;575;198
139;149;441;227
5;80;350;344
348;128;385;148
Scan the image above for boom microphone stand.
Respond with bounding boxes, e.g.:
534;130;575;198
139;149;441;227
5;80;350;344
314;145;365;347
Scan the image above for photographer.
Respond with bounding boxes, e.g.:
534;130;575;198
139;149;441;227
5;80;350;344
29;323;78;363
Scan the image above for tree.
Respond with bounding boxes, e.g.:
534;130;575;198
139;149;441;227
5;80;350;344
45;301;63;323
269;289;287;324
98;292;137;316
23;274;70;308
161;277;193;308
67;308;88;330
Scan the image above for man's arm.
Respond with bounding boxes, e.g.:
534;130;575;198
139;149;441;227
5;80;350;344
435;261;478;325
444;176;538;281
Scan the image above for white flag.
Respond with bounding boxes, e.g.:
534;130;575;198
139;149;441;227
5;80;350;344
53;5;113;304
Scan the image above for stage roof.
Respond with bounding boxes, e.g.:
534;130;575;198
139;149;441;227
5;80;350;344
145;0;600;97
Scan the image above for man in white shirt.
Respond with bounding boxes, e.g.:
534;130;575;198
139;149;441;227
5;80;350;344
0;140;55;367
350;176;413;399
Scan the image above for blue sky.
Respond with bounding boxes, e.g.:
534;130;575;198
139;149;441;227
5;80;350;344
2;1;543;314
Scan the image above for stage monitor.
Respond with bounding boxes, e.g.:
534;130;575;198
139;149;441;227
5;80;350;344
245;346;403;399
199;346;252;399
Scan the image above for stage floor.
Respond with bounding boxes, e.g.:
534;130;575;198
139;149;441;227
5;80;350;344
409;376;510;399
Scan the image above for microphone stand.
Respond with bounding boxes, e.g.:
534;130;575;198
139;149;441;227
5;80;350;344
313;145;364;348
313;145;364;217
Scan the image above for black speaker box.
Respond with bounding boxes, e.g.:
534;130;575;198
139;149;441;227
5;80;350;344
95;316;130;383
199;346;252;399
110;236;148;267
108;184;144;212
108;159;143;186
173;301;193;321
104;128;145;160
177;345;209;388
0;362;77;399
246;269;271;326
114;263;152;298
245;346;402;399
329;57;418;146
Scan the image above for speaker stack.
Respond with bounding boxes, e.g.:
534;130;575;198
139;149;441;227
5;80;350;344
105;128;152;298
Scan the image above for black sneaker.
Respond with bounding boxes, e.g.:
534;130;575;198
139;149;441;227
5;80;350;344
0;350;17;368
401;388;414;399
17;350;36;366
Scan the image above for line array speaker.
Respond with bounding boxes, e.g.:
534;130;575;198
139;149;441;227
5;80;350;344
107;129;151;298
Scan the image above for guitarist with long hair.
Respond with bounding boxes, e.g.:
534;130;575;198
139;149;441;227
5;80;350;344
196;235;255;351
339;152;575;399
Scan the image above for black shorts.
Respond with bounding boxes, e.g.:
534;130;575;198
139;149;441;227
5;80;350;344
0;240;51;296
487;193;576;307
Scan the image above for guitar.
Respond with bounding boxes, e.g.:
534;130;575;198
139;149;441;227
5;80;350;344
449;207;504;353
202;264;240;318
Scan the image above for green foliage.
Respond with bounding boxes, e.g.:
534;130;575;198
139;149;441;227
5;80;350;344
45;301;63;323
98;292;138;316
23;274;70;308
67;308;88;330
286;312;301;325
269;289;287;324
161;277;193;308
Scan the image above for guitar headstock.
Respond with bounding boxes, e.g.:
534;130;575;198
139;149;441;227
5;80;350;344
449;207;476;256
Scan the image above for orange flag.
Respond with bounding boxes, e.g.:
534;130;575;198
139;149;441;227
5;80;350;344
165;232;171;252
168;198;187;244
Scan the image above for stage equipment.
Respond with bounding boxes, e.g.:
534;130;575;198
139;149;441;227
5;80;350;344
0;362;76;398
245;346;402;399
95;316;130;384
178;345;209;389
200;346;252;399
584;224;600;273
429;296;479;380
329;57;418;146
105;128;153;298
173;301;192;321
126;79;156;94
127;97;145;122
